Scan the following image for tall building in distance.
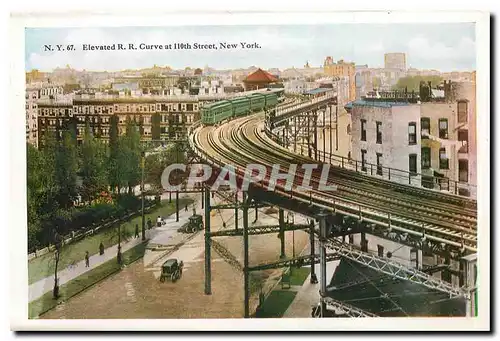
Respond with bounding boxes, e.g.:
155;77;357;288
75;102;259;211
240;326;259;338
384;53;407;70
323;57;356;102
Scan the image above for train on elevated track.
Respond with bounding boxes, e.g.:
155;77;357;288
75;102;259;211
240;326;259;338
201;88;284;125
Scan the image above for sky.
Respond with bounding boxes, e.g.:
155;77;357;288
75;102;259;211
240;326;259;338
25;24;476;72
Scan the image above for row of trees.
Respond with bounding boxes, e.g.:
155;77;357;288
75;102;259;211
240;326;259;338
27;117;144;250
393;76;444;92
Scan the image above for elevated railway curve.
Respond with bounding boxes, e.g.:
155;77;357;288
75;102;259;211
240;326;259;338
189;109;477;256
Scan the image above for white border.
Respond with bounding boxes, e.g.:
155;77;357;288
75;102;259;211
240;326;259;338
9;10;490;331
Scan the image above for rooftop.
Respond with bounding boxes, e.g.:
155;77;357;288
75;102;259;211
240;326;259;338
304;88;333;95
244;68;278;83
345;99;411;110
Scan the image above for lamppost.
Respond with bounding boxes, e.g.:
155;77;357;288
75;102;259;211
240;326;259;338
141;151;146;241
117;221;122;264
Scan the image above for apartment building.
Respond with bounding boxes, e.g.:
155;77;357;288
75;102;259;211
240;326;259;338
37;100;75;148
323;57;356;102
26;88;39;147
384;53;407;70
420;80;476;197
348;98;421;185
346;81;476;197
26;84;65;148
37;97;202;147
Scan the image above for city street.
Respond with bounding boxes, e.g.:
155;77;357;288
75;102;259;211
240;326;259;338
41;192;310;319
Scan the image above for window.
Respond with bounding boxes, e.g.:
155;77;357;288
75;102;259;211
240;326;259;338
439;119;448;139
376;153;383;175
421;147;431;169
409;154;417;174
361;119;366;141
459;159;468;182
458;100;468;123
439;148;449;169
458;129;469;153
361;149;367;172
376;121;382;144
408;122;417;145
421;117;430;137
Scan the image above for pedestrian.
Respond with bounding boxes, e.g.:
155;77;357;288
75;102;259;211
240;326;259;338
185;204;188;212
157;215;162;228
99;242;104;255
135;224;139;238
85;251;90;267
147;218;153;230
117;245;122;265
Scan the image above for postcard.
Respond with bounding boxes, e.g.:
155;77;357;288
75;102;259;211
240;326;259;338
10;10;490;331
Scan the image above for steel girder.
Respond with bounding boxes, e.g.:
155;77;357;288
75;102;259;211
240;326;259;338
248;253;340;272
323;237;468;299
210;224;310;237
330;217;467;260
211;239;243;272
321;297;378;318
270;97;335;127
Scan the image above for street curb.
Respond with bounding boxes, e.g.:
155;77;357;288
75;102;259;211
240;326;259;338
32;240;150;319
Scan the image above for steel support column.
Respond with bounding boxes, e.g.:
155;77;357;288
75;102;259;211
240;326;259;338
314;110;318;161
310;220;318;284
294;116;297;153
319;213;328;317
243;192;250;318
329;105;333;163
335;104;339;151
234;192;238;230
307;111;312;158
361;232;368;252
204;187;212;295
279;208;286;259
322;127;326;163
175;191;179;222
201;186;204;209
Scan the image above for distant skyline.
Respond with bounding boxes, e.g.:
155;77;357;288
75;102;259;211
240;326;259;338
25;24;476;73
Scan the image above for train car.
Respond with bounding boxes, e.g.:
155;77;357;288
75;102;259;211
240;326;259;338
263;92;279;108
229;97;251;117
248;93;266;112
201;101;233;125
269;88;285;98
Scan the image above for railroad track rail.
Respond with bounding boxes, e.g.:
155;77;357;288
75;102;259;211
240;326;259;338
189;113;477;253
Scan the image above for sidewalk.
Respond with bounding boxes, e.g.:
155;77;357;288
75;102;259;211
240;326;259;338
282;261;340;318
28;193;197;303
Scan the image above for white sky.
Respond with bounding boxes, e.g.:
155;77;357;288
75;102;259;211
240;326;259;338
25;24;476;72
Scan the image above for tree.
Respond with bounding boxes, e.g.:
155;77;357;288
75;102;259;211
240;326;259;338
145;143;187;193
55;129;78;209
27;135;60;250
122;117;142;194
108;114;125;193
27;143;57;250
80;120;108;202
394;76;443;92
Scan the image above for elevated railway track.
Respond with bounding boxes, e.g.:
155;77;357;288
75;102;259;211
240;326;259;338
189;114;477;255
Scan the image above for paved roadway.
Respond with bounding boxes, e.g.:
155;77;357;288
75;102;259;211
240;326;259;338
29;192;196;303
